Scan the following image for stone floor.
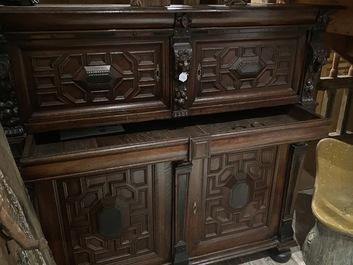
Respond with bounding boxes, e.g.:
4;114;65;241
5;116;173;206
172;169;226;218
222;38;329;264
212;188;315;265
213;247;304;265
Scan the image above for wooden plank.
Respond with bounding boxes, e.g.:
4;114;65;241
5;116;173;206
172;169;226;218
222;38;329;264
289;0;352;7
318;76;353;90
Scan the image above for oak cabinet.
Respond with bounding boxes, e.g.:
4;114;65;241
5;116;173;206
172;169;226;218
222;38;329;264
0;3;338;265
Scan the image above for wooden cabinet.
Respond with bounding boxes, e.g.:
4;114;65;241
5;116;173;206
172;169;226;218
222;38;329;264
0;3;339;265
20;105;330;264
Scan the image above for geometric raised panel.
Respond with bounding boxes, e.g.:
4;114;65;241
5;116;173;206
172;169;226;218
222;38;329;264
229;174;250;209
62;83;88;104
230;56;266;79
98;206;123;238
57;164;171;265
60;54;83;79
204;147;278;240
85;237;105;251
10;33;175;132
74;65;123;91
25;41;167;114
32;56;60;71
118;185;135;201
196;38;296;96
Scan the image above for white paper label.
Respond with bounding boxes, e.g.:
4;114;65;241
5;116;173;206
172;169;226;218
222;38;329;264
179;72;188;82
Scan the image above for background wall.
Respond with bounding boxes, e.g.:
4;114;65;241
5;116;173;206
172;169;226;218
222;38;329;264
289;0;353;37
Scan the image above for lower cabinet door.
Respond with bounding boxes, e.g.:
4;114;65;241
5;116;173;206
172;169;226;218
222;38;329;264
184;145;289;262
35;162;173;265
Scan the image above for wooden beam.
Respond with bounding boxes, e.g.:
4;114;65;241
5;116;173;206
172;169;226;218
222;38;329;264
318;76;353;91
324;32;353;64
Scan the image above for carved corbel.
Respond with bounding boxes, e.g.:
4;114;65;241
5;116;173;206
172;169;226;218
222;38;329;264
176;13;192;29
173;43;192;118
301;9;334;110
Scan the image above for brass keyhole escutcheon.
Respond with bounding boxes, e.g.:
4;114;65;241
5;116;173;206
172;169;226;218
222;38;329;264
193;201;197;215
197;63;202;81
155;64;160;82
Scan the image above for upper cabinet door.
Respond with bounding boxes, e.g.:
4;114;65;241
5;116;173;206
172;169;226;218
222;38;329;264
8;33;171;132
188;29;308;115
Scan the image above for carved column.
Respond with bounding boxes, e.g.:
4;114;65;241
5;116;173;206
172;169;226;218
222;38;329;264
172;13;192;118
173;162;192;265
301;10;334;111
268;143;308;263
279;143;308;244
0;34;25;166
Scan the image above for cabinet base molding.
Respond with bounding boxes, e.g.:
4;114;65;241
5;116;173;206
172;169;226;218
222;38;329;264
189;239;279;264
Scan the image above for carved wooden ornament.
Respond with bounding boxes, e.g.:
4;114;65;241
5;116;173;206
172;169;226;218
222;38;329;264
130;0;170;7
225;0;249;6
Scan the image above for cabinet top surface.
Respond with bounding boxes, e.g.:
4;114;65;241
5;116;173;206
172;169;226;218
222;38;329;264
0;3;339;12
0;3;341;32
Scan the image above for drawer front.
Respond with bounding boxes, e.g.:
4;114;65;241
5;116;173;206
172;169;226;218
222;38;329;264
10;36;171;132
36;163;172;265
189;32;306;114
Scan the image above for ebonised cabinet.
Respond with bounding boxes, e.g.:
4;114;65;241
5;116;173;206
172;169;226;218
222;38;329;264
0;3;338;265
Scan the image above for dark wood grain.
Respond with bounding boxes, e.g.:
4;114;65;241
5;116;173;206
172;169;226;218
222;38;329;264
0;3;339;265
0;4;339;132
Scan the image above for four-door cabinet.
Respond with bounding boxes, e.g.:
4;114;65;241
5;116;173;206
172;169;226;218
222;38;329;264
0;3;338;265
